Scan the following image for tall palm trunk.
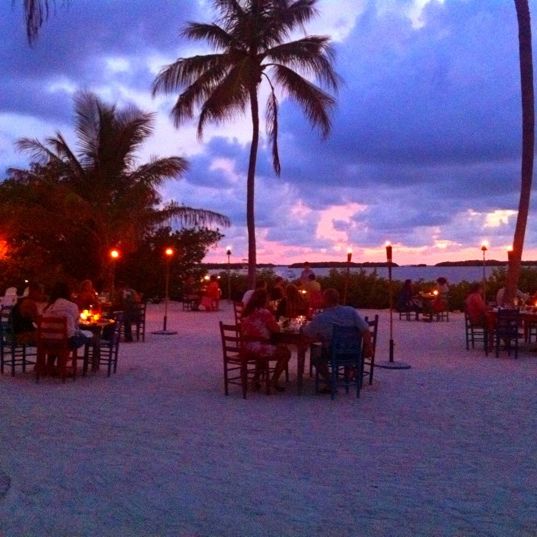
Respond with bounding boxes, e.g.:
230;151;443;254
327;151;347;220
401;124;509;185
247;87;260;289
506;0;535;304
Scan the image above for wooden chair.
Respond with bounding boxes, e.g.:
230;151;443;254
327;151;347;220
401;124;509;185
83;315;122;377
363;315;378;386
315;325;364;400
133;302;146;342
494;309;521;359
464;312;488;351
0;306;36;376
35;316;77;382
233;301;244;325
219;321;270;399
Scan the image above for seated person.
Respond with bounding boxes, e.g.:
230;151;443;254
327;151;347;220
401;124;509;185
10;282;45;345
396;279;422;313
303;273;323;310
75;279;100;312
276;284;309;319
240;289;291;392
465;283;494;329
242;279;267;309
269;277;286;302
433;277;449;312
303;288;372;391
496;286;529;307
200;275;221;311
42;282;91;375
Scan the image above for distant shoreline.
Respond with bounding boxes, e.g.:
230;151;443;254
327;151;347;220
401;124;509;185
203;259;532;269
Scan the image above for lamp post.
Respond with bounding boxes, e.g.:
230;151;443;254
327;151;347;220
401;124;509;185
343;247;352;305
109;248;120;299
376;242;411;370
226;246;232;302
152;247;178;335
481;241;488;302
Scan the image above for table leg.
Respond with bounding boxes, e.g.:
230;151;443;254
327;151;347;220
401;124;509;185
296;344;307;395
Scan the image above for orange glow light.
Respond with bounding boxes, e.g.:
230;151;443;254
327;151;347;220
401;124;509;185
110;248;120;259
165;247;174;257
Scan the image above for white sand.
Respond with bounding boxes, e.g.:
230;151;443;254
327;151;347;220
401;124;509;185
0;302;536;537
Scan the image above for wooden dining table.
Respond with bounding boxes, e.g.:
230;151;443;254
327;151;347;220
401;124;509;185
272;330;313;394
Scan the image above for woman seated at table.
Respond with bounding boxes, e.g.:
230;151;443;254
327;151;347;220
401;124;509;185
241;289;291;392
75;279;100;312
276;284;309;320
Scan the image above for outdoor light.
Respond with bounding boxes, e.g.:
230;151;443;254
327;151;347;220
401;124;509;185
385;242;393;262
481;241;489;301
376;241;411;370
507;246;514;262
343;246;353;304
152;246;177;335
226;246;232;301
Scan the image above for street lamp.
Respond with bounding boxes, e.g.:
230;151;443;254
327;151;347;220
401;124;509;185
376;242;411;370
152;246;178;335
226;246;232;302
343;247;352;305
109;248;120;298
481;241;488;301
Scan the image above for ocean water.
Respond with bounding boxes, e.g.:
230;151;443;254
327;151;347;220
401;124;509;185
270;265;502;284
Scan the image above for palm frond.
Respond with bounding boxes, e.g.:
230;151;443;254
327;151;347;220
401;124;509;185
197;64;251;137
22;0;50;44
265;82;281;176
264;36;339;90
127;157;189;187
273;64;335;137
159;201;231;228
181;22;238;50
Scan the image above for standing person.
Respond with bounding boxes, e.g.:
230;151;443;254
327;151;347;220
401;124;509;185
432;277;450;313
113;281;142;342
300;262;314;283
303;288;372;391
200;275;221;311
10;282;45;344
241;289;291;392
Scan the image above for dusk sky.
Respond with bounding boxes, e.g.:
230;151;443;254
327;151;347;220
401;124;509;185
1;0;536;266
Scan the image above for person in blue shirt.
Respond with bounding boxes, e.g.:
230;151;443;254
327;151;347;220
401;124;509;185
303;288;372;389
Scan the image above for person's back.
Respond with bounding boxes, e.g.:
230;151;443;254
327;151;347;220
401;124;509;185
465;285;488;325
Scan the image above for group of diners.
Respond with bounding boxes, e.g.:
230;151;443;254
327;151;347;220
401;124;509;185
238;279;373;394
464;281;534;331
5;279;141;376
396;277;450;317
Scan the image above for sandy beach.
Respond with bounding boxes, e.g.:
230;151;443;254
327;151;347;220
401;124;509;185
1;302;536;537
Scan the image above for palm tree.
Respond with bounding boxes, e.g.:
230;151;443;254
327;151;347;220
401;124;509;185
505;0;535;305
11;91;230;285
152;0;339;287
